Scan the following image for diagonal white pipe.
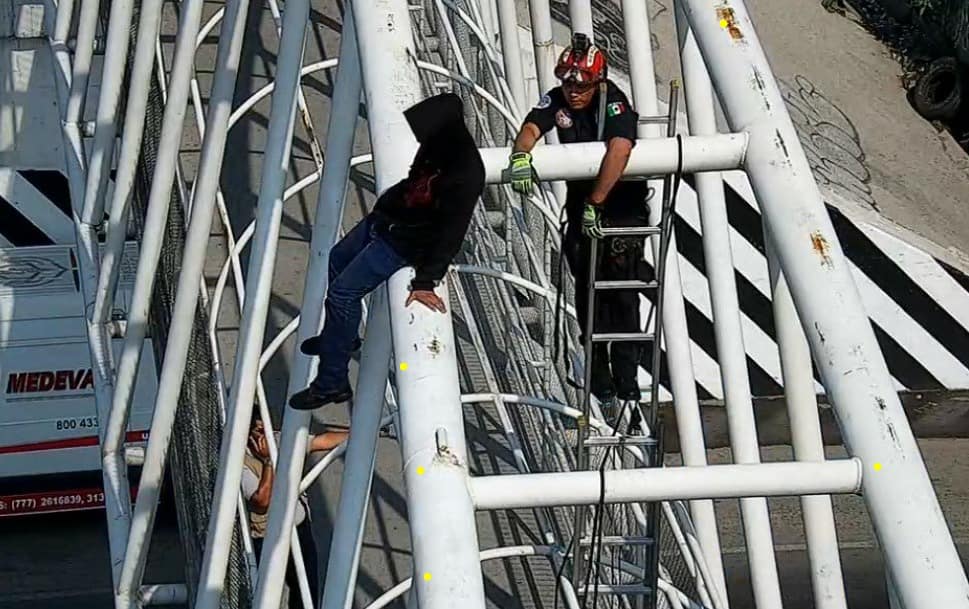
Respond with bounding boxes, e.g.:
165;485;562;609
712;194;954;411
350;0;487;606
679;0;969;606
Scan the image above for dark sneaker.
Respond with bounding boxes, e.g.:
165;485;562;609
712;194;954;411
299;336;362;357
289;384;353;411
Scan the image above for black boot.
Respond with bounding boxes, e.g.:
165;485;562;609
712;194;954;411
289;383;353;411
300;336;362;357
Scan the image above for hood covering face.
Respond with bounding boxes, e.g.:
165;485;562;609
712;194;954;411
404;93;475;168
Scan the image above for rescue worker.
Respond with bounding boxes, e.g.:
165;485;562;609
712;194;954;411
290;92;485;411
506;33;650;404
242;416;348;608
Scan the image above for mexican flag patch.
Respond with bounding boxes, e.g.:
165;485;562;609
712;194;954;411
606;101;625;117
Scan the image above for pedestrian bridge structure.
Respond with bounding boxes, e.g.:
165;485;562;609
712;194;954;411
23;0;969;605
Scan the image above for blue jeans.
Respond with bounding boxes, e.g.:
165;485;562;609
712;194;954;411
311;214;407;391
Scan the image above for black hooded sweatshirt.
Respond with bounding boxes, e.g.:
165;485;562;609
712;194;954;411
372;93;485;291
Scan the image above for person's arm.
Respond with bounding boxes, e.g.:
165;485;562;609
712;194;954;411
589;87;640;206
246;431;273;514
308;429;350;452
587;137;634;205
512;122;543;154
408;176;483;300
248;460;274;515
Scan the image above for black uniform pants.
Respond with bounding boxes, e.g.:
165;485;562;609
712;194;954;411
563;225;647;400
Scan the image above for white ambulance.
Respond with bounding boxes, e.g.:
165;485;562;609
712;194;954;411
0;239;159;517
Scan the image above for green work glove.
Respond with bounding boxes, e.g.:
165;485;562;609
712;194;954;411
582;203;605;239
507;151;533;194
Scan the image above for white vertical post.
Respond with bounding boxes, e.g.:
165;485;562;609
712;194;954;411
621;0;726;600
92;0;166;324
64;0;100;125
81;0;137;230
116;0;252;601
495;0;526;115
193;0;307;602
524;0;566;211
252;9;365;609
673;4;781;607
350;1;487;609
567;0;593;38
765;229;848;609
680;0;969;606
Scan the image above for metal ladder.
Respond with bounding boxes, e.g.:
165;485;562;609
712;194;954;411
569;82;681;609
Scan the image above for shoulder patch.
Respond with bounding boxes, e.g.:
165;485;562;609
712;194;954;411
606;101;626;117
535;94;552;109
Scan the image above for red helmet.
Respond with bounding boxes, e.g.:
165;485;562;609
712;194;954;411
554;33;607;84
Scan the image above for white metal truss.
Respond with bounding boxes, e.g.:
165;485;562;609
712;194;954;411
40;0;969;605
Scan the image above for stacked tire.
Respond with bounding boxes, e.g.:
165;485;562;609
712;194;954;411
910;56;964;122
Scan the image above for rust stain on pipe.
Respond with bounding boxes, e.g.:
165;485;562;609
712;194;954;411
716;7;744;42
810;231;834;269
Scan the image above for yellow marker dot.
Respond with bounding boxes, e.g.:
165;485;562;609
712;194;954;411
416;466;425;475
873;462;882;471
400;362;409;371
719;18;728;28
423;572;432;581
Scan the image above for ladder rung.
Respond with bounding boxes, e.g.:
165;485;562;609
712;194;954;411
594;280;658;290
577;584;654;595
591;332;654;343
599;226;660;237
638;116;670;124
584;435;658;447
579;535;656;547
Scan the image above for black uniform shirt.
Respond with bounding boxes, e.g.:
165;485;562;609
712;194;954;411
523;80;650;225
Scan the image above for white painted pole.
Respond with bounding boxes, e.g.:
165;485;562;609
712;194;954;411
252;9;364;609
64;0;100;124
318;294;394;609
350;0;487;608
619;0;726;598
193;0;306;602
470;460;863;510
117;0;252;601
524;0;567;206
74;0;133;587
81;0;136;230
680;0;969;606
567;0;593;38
672;4;781;607
479;134;746;182
91;0;166;325
765;228;848;609
494;0;526;115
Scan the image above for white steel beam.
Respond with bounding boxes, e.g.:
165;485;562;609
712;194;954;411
620;0;727;601
479;133;746;183
252;8;367;609
470;460;863;510
117;0;251;600
680;0;969;606
350;1;487;608
766;228;848;609
567;0;593;38
495;0;526;115
673;4;781;607
192;0;309;601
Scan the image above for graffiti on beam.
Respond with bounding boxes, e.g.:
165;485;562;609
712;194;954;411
549;0;669;74
779;75;878;211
